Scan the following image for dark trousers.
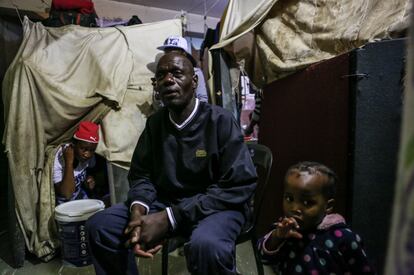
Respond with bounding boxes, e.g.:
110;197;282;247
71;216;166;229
86;202;245;275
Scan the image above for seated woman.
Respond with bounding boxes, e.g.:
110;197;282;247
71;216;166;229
53;121;100;205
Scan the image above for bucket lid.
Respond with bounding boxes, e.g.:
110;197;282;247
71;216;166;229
55;199;105;222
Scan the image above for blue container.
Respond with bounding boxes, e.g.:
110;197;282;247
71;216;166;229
55;199;105;267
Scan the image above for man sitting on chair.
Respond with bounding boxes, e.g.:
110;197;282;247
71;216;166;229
86;51;257;275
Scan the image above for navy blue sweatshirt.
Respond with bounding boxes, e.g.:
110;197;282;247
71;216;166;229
127;102;257;230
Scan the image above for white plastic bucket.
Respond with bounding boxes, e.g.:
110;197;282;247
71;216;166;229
55;199;105;267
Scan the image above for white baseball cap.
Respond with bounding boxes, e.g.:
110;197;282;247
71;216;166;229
157;36;197;66
157;36;189;51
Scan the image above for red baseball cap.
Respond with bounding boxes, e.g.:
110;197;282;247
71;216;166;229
73;121;99;143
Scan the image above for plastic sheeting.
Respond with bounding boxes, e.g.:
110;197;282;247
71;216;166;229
213;0;410;87
2;17;181;259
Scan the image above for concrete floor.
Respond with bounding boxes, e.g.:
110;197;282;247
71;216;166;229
0;231;274;275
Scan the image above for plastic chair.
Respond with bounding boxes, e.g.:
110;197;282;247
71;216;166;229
161;142;273;275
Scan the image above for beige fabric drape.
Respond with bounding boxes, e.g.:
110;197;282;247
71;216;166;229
215;0;278;49
2;17;181;259
212;0;409;87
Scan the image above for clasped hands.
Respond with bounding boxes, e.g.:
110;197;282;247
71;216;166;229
124;205;170;258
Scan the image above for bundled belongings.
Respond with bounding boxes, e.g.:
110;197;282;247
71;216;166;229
43;0;98;27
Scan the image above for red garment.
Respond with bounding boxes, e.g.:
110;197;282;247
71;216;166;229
52;0;95;14
74;121;99;143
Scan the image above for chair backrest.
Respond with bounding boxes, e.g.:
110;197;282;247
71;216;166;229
246;143;273;227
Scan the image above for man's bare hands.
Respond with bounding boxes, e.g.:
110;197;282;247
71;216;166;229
124;206;168;258
139;211;169;248
124;205;145;255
